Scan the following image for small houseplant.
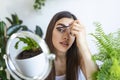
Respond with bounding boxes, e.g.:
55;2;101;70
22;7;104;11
0;13;43;79
91;22;120;80
12;32;44;77
15;36;42;59
10;31;52;79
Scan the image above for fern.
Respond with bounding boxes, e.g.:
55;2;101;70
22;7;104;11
91;22;120;80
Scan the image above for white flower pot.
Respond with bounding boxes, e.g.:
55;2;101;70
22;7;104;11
5;31;55;79
15;52;49;78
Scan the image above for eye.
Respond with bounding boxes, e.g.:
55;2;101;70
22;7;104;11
56;27;66;33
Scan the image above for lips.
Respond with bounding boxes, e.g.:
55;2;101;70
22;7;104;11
60;41;69;47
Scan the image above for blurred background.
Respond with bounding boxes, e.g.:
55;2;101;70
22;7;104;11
0;0;120;54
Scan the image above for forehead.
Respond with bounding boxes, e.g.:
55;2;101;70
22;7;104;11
55;18;74;26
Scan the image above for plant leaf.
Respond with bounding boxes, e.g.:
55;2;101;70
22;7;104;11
6;17;13;25
7;25;21;36
35;25;43;37
0;21;6;36
14;41;20;49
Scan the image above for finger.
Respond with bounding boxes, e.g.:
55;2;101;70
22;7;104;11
70;30;79;37
70;23;79;30
71;23;84;31
70;20;79;27
71;26;80;32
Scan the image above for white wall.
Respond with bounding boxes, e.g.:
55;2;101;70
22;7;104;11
0;0;120;54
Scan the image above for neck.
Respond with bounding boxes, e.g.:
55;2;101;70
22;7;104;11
55;51;66;61
54;52;66;76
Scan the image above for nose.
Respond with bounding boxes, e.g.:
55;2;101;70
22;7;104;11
63;28;70;40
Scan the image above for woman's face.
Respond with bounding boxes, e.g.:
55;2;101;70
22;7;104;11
52;18;75;54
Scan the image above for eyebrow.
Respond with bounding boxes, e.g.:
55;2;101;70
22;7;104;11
57;23;69;28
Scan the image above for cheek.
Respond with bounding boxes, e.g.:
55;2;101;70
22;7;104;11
52;33;57;42
52;30;61;44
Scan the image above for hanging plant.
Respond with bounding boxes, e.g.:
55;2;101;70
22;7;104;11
33;0;46;10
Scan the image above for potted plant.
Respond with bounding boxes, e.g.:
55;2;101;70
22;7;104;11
0;13;43;80
13;32;44;77
15;36;42;59
7;31;54;79
91;22;120;80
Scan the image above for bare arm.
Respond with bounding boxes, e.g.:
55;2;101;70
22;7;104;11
78;40;98;80
70;20;98;80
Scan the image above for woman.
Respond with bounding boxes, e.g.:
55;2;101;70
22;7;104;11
45;11;98;80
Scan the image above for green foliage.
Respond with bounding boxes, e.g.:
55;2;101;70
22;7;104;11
0;21;7;80
33;0;46;10
90;22;120;80
6;13;23;25
0;13;43;79
0;21;6;36
35;25;43;37
6;13;30;36
15;37;40;52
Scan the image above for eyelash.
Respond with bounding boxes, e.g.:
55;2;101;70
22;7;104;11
56;27;66;33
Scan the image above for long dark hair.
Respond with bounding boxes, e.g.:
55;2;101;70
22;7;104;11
45;11;80;80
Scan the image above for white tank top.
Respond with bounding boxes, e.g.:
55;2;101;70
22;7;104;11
55;68;86;80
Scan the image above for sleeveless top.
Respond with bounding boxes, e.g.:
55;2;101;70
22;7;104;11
55;67;86;80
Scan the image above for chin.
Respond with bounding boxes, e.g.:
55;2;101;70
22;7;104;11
58;49;68;53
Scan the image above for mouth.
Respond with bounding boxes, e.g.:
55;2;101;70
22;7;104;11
60;41;69;47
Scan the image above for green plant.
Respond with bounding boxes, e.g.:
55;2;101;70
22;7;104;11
0;13;43;79
14;36;42;59
33;0;46;10
15;37;40;52
90;22;120;80
6;13;30;36
6;13;23;26
0;14;25;80
0;21;8;80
